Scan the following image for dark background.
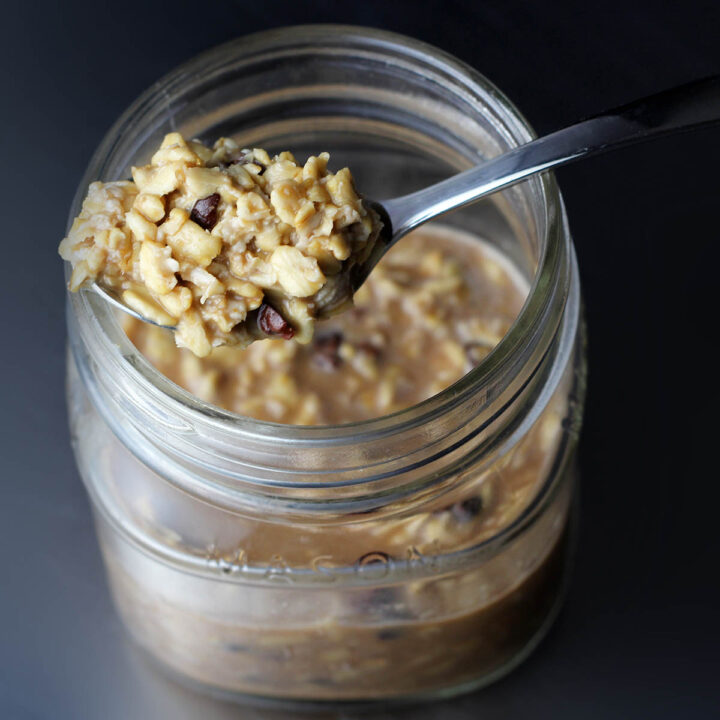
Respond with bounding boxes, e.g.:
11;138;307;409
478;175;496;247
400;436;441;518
1;1;718;718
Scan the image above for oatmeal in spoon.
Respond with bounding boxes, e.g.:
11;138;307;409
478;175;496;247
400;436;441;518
59;132;381;356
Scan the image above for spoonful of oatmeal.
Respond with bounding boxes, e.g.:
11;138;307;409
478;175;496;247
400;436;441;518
60;136;381;356
60;76;720;356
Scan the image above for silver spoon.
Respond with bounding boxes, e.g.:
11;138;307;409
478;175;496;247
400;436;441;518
92;75;720;328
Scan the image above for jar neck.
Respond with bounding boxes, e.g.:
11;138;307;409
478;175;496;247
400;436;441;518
65;25;577;518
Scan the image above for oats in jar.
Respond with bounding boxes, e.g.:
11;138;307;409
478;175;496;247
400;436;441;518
124;224;528;424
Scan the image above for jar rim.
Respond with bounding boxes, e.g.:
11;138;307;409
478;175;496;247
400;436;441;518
67;23;567;445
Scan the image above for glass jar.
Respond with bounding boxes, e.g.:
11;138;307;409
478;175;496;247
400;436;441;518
64;25;586;706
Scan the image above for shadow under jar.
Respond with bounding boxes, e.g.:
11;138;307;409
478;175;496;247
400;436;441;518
64;26;586;707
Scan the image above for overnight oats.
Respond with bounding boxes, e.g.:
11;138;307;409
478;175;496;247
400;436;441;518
62;27;586;706
59;132;381;356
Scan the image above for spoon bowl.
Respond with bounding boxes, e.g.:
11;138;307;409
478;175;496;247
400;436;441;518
90;282;176;329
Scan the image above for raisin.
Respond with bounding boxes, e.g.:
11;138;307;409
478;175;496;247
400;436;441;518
257;303;295;339
313;332;343;371
450;496;483;523
190;193;220;230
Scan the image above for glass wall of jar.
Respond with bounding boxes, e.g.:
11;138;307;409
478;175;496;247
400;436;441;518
64;26;586;705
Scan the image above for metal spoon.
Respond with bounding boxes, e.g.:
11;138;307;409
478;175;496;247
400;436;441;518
92;75;720;328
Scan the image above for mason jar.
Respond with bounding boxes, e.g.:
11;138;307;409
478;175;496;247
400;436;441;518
64;25;586;706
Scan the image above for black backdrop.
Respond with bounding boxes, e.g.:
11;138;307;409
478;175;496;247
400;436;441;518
1;1;718;718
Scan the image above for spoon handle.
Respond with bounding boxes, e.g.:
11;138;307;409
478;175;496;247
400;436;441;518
382;75;720;238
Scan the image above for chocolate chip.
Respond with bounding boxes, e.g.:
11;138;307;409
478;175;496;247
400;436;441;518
257;303;295;339
313;332;343;371
450;496;483;523
190;193;220;230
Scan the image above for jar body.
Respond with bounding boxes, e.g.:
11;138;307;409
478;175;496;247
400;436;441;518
64;27;586;704
68;345;579;701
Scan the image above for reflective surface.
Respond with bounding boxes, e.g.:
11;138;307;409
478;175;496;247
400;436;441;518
3;1;720;718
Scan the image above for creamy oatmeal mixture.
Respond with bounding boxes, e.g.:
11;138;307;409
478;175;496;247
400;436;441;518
124;225;526;424
105;524;568;700
59;133;380;356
